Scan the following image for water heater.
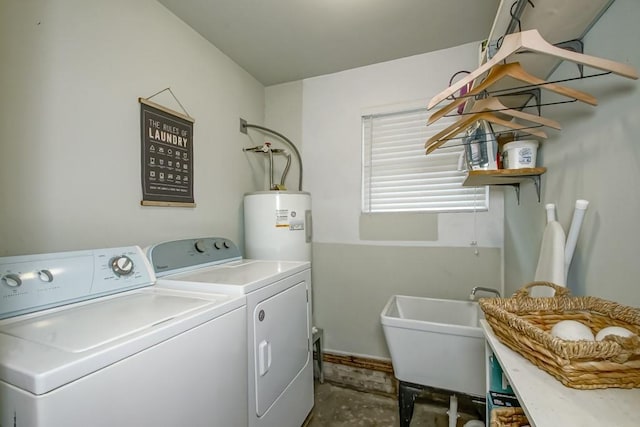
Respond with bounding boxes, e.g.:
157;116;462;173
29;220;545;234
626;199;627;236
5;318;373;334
244;191;312;262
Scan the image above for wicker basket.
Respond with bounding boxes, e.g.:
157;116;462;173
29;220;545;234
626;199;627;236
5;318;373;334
490;407;529;427
479;282;640;389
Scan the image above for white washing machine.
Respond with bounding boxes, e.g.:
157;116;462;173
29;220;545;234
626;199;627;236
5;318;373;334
147;237;313;427
0;246;247;427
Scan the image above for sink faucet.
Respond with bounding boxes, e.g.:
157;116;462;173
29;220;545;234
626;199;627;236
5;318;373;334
469;286;501;300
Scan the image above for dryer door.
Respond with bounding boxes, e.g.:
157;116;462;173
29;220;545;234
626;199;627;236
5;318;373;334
253;280;309;416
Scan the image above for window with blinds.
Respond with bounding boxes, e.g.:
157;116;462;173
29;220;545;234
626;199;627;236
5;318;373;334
362;107;488;213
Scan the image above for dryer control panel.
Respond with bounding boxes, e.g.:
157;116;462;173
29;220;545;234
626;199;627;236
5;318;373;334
147;237;242;277
0;246;155;320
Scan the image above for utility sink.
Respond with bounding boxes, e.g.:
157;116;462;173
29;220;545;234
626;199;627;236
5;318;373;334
381;295;485;397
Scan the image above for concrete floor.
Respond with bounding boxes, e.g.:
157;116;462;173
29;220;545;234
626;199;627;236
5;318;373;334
307;381;483;427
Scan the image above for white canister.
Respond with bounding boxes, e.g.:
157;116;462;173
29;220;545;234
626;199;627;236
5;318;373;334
502;140;538;169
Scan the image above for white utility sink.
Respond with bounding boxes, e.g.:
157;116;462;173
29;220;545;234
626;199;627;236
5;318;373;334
381;295;485;397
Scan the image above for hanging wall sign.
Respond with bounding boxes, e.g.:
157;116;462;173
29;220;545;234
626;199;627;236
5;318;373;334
139;97;195;207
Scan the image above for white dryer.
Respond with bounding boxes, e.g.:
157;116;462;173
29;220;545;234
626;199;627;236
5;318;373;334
0;246;247;427
147;237;314;427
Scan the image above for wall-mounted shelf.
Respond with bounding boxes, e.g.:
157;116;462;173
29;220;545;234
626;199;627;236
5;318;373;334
463;167;546;203
426;1;628;205
482;0;615;110
481;320;640;427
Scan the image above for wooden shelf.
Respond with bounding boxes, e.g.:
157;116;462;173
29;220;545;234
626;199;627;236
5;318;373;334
482;0;615;110
482;320;640;427
463;167;546;203
463;167;546;187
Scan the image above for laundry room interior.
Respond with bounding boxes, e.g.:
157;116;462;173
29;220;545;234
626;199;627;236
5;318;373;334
2;1;640;426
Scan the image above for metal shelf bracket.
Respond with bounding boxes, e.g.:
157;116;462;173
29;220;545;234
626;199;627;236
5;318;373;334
511;183;521;205
508;175;541;205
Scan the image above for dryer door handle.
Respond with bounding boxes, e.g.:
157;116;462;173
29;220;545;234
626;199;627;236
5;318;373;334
258;340;272;376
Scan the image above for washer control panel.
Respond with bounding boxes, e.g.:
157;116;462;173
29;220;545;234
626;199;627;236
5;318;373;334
0;246;155;320
147;237;241;277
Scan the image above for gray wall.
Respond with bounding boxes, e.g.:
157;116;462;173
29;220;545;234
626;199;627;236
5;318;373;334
0;0;265;256
504;0;640;306
264;82;304;192
265;42;505;359
313;243;501;357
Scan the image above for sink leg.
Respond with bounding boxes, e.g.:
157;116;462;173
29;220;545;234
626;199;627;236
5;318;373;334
398;381;421;427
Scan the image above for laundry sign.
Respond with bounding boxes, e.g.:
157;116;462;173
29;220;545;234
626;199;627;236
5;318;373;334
139;97;195;207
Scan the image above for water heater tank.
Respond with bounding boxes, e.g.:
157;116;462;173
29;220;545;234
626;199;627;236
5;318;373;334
244;191;312;262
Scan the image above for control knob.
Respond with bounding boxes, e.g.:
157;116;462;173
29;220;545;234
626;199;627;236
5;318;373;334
195;240;207;253
1;273;22;288
214;240;231;250
38;269;54;283
110;255;135;277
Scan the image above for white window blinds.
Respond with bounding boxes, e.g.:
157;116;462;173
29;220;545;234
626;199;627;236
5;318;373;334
362;107;488;213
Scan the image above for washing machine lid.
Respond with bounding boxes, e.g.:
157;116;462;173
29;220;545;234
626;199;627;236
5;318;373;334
0;287;244;395
158;259;309;294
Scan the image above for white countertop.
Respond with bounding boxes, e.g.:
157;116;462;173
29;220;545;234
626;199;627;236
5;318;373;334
481;320;640;427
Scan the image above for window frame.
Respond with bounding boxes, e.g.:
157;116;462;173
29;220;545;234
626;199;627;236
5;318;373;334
361;104;489;214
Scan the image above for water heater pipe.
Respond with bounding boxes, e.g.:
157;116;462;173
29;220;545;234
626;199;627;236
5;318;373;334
243;144;292;190
240;119;303;191
279;150;292;188
268;147;274;190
